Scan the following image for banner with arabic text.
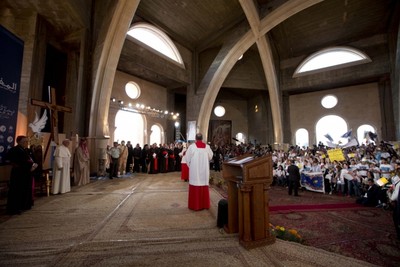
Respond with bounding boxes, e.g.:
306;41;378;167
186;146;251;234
0;25;24;165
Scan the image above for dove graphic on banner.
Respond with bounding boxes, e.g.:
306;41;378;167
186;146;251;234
29;109;48;133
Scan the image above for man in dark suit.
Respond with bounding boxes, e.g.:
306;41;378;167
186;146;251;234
356;178;380;206
287;159;301;196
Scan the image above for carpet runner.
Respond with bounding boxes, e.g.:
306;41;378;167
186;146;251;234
269;202;363;213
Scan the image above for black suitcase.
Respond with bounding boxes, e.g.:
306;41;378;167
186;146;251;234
217;199;228;228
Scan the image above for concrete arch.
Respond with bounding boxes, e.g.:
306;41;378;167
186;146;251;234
89;0;140;139
197;0;322;143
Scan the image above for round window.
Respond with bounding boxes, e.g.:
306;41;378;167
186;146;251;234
214;106;225;117
321;95;338;109
125;81;141;99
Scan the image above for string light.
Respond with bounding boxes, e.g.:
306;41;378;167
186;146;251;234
110;98;180;120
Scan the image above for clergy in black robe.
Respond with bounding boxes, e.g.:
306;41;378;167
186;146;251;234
159;144;169;173
141;144;149;173
6;136;37;215
148;144;159;174
132;143;142;173
168;143;175;172
174;143;183;171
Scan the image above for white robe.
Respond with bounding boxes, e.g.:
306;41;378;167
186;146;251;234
186;142;213;186
52;145;71;194
74;146;90;186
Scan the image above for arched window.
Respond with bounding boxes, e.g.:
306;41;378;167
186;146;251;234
316;115;348;145
294;46;371;77
357;124;376;145
114;110;144;146
150;124;162;145
127;22;185;67
295;128;309;148
235;132;246;144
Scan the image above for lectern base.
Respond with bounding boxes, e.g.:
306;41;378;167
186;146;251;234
239;235;276;249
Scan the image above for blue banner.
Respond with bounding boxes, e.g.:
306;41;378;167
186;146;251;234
0;25;24;165
300;172;324;193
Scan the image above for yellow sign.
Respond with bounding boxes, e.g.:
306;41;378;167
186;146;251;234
327;148;346;162
376;177;389;186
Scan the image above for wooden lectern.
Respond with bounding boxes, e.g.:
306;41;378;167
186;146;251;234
222;154;275;249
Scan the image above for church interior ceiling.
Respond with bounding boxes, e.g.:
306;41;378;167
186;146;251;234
1;0;398;99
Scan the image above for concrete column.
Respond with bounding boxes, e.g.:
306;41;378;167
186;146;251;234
88;0;140;175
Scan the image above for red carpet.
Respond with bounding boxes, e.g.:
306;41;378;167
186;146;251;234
267;187;400;267
269;202;363;213
212;183;400;267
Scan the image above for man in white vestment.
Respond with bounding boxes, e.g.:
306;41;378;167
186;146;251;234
52;139;71;194
185;133;213;210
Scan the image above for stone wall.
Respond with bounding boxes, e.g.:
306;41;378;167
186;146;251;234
209;98;248;144
110;71;171;146
289;83;381;145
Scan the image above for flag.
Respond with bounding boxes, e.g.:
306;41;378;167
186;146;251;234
341;129;352;138
326;141;337;148
341;137;359;148
368;131;377;141
324;133;333;142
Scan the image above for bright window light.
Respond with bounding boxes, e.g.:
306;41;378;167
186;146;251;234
236;132;246;144
294;47;371;77
125;81;140;99
295;128;309;148
357;124;376;145
150;124;162;145
316;115;348;145
127;23;184;66
114;110;144;146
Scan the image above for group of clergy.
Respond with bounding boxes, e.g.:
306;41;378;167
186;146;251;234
146;142;184;174
5;136;90;215
5;133;214;215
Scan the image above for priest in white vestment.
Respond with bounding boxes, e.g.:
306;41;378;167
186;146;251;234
52;139;71;194
185;133;213;211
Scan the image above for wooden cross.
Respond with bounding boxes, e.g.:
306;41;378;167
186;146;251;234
31;86;72;158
